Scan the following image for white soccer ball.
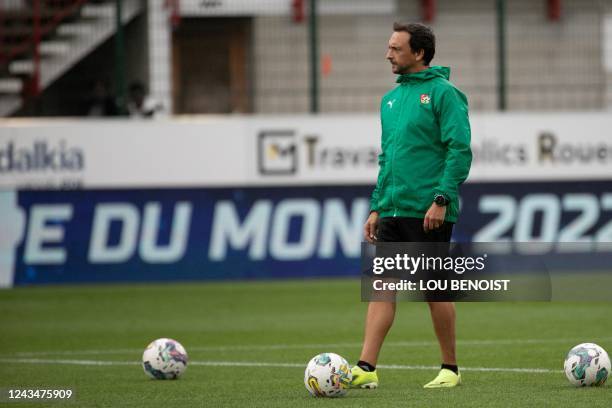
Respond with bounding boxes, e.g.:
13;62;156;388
304;353;352;397
564;343;610;387
142;338;188;379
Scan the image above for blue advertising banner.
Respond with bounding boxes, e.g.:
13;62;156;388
2;180;611;285
11;186;371;285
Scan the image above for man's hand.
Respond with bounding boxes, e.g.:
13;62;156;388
364;211;379;243
423;203;446;232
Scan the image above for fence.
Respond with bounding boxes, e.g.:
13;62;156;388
0;0;609;117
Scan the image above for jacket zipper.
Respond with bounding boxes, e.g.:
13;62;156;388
391;120;397;217
391;83;408;217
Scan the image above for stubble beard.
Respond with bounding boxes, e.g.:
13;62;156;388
393;64;410;75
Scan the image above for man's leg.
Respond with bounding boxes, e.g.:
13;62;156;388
428;301;456;365
352;216;398;388
423;301;461;388
350;301;395;388
359;301;396;365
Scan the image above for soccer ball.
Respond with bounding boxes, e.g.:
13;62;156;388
142;338;188;379
564;343;610;387
304;353;352;397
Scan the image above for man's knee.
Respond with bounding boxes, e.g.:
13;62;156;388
427;301;454;311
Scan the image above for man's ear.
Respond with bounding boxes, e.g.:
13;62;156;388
414;49;425;62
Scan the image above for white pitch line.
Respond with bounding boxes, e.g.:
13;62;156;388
0;358;136;366
0;358;563;374
380;364;561;374
12;337;612;357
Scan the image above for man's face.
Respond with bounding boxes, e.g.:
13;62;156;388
386;31;423;74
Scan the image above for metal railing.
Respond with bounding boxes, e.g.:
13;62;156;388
0;0;87;97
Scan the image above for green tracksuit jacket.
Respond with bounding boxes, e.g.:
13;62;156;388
370;65;472;223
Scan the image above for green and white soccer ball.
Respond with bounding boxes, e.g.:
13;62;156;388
304;353;352;397
564;343;610;387
142;338;188;380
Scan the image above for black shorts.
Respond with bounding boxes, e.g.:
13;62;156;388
377;217;453;243
375;217;456;302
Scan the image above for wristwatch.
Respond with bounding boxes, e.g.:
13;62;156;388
434;194;449;207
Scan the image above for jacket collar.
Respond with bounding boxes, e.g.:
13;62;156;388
396;66;450;83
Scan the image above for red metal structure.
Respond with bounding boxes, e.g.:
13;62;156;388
31;0;41;96
165;0;181;28
548;0;561;21
422;0;436;23
0;0;87;98
292;0;305;24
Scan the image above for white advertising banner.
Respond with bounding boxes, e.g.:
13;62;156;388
178;0;395;16
0;113;611;190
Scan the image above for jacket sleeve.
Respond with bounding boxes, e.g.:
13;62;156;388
370;149;385;212
433;86;472;202
370;104;386;212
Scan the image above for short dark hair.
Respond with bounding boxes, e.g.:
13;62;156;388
393;22;435;65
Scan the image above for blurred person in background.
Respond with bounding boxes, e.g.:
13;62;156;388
127;81;162;118
84;79;118;117
352;22;472;390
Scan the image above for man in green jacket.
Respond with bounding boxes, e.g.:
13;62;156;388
351;22;472;389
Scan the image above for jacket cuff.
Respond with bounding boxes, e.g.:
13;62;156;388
433;190;451;202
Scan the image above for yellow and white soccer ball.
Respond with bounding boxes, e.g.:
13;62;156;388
304;352;352;397
564;343;610;387
142;338;188;380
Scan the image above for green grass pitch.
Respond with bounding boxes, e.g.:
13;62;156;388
1;279;611;407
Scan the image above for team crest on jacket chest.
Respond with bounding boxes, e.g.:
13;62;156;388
420;94;431;104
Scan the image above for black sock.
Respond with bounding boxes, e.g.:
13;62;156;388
441;363;459;374
357;360;376;372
